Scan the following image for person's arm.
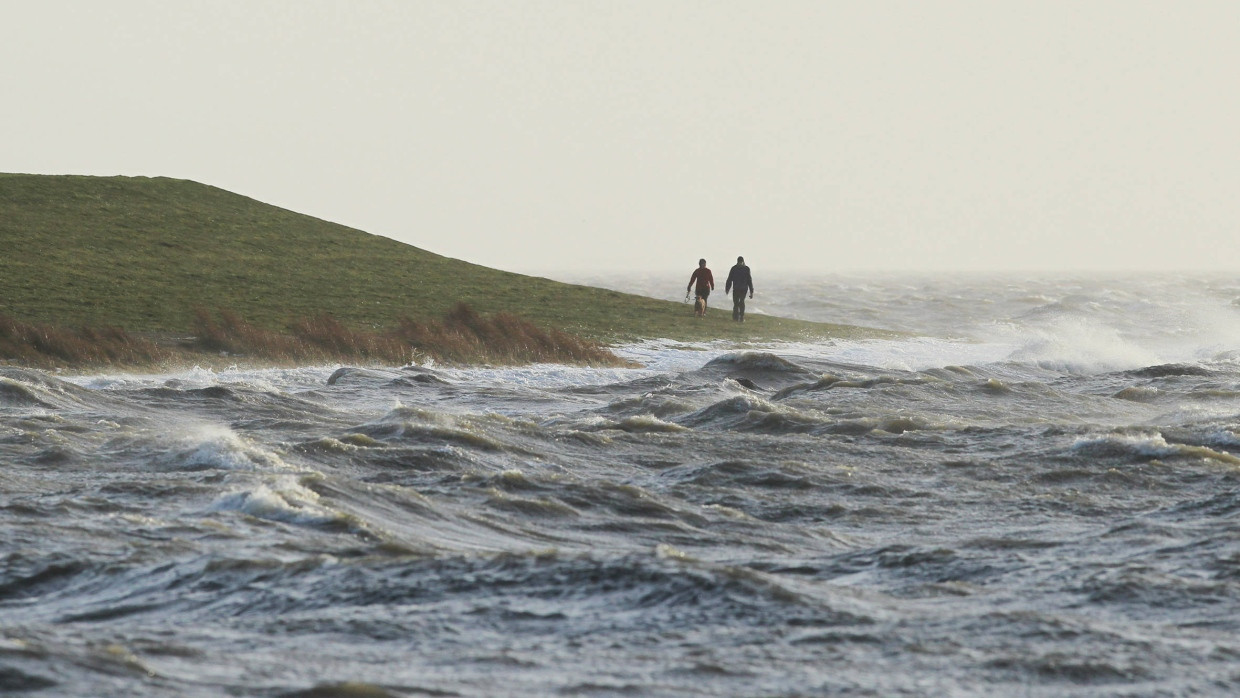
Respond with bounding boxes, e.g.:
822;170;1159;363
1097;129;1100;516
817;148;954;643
725;269;733;294
687;270;695;291
749;272;754;298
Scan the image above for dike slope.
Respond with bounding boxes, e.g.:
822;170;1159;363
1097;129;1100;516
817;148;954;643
0;174;883;344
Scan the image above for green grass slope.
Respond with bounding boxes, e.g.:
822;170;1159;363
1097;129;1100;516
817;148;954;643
0;174;884;343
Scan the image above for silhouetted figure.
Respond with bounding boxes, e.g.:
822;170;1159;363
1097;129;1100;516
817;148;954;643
687;258;714;318
724;256;754;322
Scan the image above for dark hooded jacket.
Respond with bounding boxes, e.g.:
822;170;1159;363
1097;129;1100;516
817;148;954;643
725;264;753;295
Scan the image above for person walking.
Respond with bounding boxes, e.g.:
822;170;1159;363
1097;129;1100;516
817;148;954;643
724;256;754;322
686;259;714;318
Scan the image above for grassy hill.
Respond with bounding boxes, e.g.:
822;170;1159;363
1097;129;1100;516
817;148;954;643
0;174;883;348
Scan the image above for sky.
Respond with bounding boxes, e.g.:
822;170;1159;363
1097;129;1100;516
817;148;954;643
3;1;1238;275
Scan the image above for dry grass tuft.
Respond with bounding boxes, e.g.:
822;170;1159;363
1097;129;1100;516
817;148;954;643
189;303;628;367
290;314;410;363
0;313;167;368
191;308;326;362
0;304;628;370
392;303;629;366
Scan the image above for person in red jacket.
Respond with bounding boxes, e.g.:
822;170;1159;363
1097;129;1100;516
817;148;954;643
686;258;714;318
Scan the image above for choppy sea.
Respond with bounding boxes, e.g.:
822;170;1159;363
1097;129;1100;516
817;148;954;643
3;273;1240;697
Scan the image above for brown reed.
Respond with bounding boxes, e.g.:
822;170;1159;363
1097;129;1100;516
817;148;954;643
192;303;628;367
0;305;627;369
0;313;167;368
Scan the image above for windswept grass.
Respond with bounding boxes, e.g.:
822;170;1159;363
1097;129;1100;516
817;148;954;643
1;305;629;369
190;308;408;364
291;314;409;363
189;304;629;367
393;303;626;366
0;314;167;368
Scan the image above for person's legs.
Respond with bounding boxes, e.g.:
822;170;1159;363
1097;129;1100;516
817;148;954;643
733;291;745;322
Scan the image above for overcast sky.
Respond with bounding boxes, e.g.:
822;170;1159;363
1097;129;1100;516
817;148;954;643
3;1;1238;274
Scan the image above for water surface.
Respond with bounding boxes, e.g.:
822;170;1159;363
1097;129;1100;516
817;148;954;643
3;274;1240;696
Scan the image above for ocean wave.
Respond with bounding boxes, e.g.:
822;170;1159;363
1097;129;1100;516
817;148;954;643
601;391;698;419
325;366;400;386
658;460;816;491
29;548;845;631
606;415;689;434
484;490;581;519
1125;363;1216;378
140;384;247;403
208;475;354;529
349;406;529;454
986;652;1147;684
705;352;811;374
1071;433;1240;465
675;395;782;430
0;376;58;409
1112;386;1163;402
0;368;109;411
772;374;930;400
670;392;941;436
0;551;91;601
1079;566;1236;610
162;425;292;472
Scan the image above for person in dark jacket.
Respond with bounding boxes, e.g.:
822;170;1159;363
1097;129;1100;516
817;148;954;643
724;256;754;322
687;258;714;317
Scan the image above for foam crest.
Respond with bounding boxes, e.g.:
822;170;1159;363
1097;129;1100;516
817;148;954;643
208;475;344;526
752;338;1014;372
977;285;1240;373
1072;433;1240;465
988;317;1162;373
170;424;290;471
68;364;339;393
569;414;689;433
438;361;657;390
0;368;104;410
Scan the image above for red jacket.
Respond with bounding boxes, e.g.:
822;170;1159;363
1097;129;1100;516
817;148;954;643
688;267;714;294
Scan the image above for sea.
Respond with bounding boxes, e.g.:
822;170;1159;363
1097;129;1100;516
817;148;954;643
3;273;1240;697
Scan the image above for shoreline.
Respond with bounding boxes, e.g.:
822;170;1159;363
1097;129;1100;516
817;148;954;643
1;332;902;378
2;310;900;377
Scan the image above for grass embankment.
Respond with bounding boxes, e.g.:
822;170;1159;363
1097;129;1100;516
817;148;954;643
0;304;624;370
0;174;889;368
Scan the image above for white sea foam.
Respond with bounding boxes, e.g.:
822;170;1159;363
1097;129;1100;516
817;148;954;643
436;361;657;390
67;364;342;392
422;340;734;392
168;424;290;472
986;317;1162;373
208;475;343;525
1072;433;1240;465
768;337;1014;372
